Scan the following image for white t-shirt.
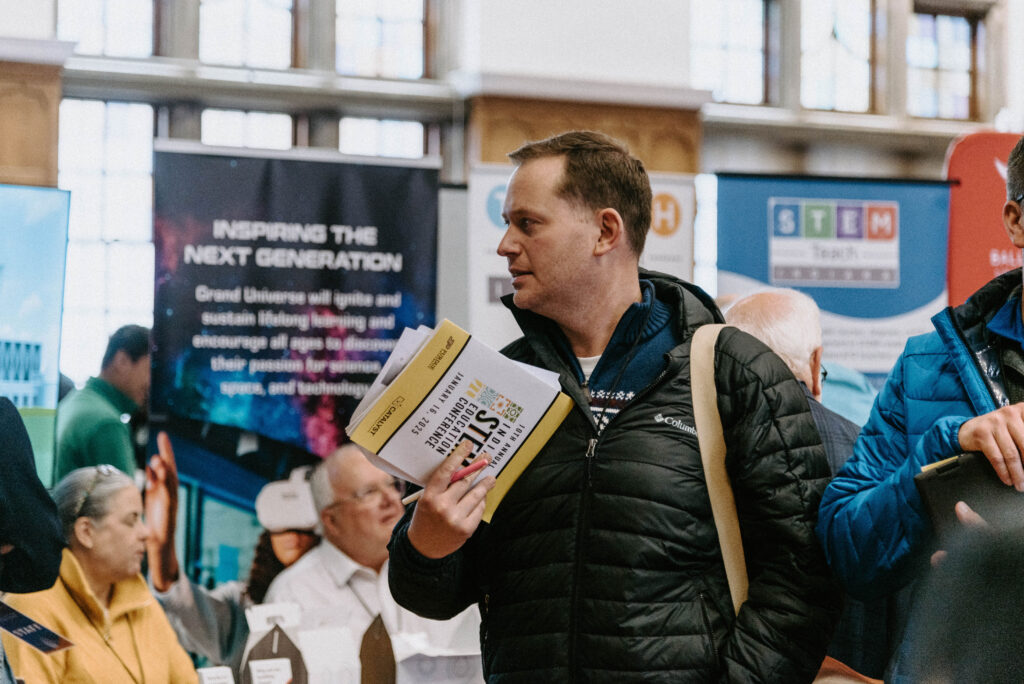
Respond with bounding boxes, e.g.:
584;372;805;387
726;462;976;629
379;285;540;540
577;355;600;383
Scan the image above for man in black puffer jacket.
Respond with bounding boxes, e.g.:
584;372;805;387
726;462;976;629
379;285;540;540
388;131;840;683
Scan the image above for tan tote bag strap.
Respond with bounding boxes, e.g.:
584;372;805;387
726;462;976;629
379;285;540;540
690;324;748;615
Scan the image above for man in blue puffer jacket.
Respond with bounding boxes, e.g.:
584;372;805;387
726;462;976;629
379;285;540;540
818;133;1024;683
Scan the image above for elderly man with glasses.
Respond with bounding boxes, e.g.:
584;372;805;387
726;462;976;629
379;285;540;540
255;443;482;683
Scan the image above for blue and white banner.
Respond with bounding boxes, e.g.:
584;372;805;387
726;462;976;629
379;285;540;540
0;185;69;410
0;184;70;483
717;174;950;378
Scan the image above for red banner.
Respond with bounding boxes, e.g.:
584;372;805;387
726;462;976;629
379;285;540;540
945;132;1021;305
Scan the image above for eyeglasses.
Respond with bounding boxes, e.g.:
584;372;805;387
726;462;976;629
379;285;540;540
820;365;828;383
328;478;406;508
73;464;118;520
1015;194;1024;205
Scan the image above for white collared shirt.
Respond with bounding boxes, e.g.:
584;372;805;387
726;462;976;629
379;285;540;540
266;542;381;633
257;542;482;683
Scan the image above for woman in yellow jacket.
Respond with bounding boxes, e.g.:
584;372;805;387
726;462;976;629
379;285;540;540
1;465;196;683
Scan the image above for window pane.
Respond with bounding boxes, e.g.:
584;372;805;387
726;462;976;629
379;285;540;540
200;0;292;68
338;0;382;20
57;0;153;57
59;100;106;173
690;0;765;105
103;174;153;242
724;50;764;104
337;17;382;75
58;99;155;387
339;117;378;156
105;0;153;57
381;0;421;21
201;109;247;147
59;310;108;384
202;109;293;149
339;117;424;158
198;497;262;585
907;67;938;117
937;15;970;71
801;0;872;112
247;0;293;69
106;103;154;173
107;242;155;314
200;0;247;66
907;14;938;68
938;70;970;120
245;112;293;149
381;20;423;78
336;0;424;78
63;242;107;315
59;172;104;241
105;307;153;335
379;120;424;158
57;0;106;55
907;12;975;120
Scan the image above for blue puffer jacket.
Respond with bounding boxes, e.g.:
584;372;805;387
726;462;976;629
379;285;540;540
817;268;1020;601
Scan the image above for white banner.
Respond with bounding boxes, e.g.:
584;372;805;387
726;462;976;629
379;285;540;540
640;172;696;281
467;164;521;350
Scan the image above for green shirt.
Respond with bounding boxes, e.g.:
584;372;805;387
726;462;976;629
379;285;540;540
54;377;139;482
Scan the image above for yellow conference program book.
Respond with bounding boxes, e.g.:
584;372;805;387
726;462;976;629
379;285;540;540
346;319;573;522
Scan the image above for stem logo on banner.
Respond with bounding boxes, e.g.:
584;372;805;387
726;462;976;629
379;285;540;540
152;144;438;457
718;174;950;381
769;197;899;287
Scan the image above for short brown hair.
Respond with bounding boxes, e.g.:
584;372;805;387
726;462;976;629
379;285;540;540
508;130;652;255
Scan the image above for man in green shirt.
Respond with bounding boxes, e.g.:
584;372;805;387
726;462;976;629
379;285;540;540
55;325;151;482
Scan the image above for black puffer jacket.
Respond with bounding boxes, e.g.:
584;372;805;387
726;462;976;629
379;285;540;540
389;272;839;683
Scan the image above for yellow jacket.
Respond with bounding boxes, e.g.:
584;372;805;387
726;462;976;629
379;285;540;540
2;548;197;683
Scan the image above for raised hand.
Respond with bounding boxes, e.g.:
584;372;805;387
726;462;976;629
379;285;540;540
144;431;181;590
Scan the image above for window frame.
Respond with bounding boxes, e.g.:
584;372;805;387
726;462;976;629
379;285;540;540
906;7;983;121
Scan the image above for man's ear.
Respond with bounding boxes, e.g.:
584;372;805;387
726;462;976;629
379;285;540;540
594;208;626;256
1003;200;1024;248
109;349;130;374
809;346;824;401
319;509;335;537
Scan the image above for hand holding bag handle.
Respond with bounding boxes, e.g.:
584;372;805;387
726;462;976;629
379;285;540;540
690;323;748;615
